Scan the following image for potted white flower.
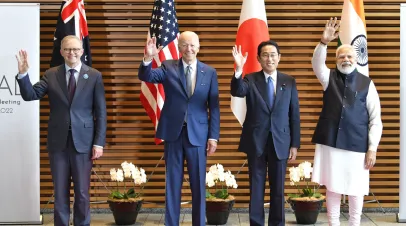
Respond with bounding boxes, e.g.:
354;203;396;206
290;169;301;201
107;161;147;225
287;161;325;224
205;163;238;225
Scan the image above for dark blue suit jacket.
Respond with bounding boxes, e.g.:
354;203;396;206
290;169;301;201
138;58;220;146
231;71;300;159
16;64;107;153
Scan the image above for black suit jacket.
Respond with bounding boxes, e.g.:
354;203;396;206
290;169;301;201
231;70;300;159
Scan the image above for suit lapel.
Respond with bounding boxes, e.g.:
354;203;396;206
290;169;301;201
254;71;272;113
273;72;285;108
72;64;90;103
56;65;69;102
193;61;205;97
176;59;188;96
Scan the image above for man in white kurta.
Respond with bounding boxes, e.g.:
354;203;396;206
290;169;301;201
311;18;383;226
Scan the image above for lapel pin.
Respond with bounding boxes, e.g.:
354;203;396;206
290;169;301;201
83;74;89;79
281;83;286;90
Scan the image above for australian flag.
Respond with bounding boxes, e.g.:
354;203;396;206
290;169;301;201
50;0;92;67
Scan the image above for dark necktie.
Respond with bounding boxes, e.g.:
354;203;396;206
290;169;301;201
185;65;192;98
267;76;275;109
68;69;76;104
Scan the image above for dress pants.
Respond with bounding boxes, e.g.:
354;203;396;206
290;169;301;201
247;133;287;226
164;125;207;226
49;130;92;226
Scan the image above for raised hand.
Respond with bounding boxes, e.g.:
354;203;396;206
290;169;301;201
232;45;248;72
144;36;163;61
321;17;341;44
15;50;29;74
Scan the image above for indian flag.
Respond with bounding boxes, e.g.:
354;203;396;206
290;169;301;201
338;0;369;76
231;0;269;125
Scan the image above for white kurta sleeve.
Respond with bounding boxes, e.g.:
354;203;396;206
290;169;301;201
366;81;383;152
312;43;331;91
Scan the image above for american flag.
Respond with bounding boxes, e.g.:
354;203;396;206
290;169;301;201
51;0;92;67
140;0;180;144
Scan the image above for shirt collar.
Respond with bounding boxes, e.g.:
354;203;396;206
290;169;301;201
263;70;277;82
182;59;197;71
65;63;82;74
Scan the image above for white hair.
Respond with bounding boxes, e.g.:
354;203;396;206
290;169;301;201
336;44;356;58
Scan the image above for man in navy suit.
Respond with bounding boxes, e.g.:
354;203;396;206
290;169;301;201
15;35;107;226
231;40;301;226
138;31;220;226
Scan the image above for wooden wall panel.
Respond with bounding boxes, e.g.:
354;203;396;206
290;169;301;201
0;0;400;209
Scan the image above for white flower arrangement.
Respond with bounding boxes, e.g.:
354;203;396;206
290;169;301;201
206;163;238;200
109;161;147;201
288;161;323;201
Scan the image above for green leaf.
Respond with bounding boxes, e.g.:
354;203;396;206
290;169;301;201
302;188;314;197
206;189;214;199
110;191;125;199
288;194;300;198
127;188;135;195
214;189;229;199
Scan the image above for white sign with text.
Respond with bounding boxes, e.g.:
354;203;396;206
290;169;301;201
0;3;41;224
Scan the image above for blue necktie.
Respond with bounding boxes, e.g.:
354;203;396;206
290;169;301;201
267;76;275;109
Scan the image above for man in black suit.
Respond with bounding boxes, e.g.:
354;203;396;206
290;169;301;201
230;40;301;226
16;35;107;226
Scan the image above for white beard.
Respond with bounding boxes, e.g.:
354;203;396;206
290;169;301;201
336;63;356;75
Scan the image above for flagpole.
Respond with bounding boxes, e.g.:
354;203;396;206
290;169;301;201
398;3;406;223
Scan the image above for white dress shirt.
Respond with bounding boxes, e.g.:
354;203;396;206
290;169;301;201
235;69;277;95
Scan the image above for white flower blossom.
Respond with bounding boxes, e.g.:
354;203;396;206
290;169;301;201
116;169;124;182
206;165;238;189
110;168;117;181
121;161;133;178
132;167;147;185
206;172;215;187
299;161;313;179
209;165;219;181
289;167;301;184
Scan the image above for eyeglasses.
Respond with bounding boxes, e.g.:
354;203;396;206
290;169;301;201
260;53;279;59
63;48;82;53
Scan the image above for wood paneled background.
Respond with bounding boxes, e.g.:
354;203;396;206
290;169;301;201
0;0;400;209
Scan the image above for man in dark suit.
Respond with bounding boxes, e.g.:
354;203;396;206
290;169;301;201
15;35;107;226
230;40;301;226
138;31;220;226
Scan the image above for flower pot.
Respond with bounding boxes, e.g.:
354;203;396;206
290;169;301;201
107;198;143;225
288;198;324;224
206;198;235;225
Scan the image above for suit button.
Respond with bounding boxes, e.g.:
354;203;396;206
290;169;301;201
343;105;345;108
344;96;347;98
341;116;344;119
338;128;341;130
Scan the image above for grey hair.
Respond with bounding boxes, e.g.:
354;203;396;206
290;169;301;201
61;35;83;49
